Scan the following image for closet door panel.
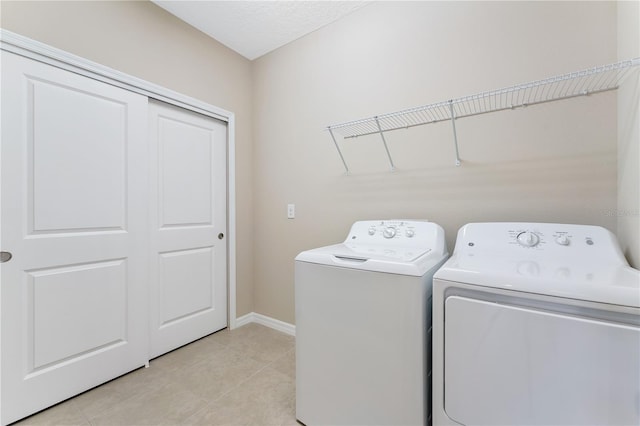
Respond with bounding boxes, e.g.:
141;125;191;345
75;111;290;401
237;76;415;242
149;100;227;359
0;51;149;425
159;118;214;226
29;79;126;231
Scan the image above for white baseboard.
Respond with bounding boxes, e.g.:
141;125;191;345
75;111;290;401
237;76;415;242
233;312;296;336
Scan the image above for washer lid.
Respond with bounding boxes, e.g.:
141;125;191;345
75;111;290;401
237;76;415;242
434;222;640;308
296;243;445;276
296;220;448;276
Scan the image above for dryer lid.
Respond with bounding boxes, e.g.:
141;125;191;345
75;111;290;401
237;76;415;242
434;222;640;308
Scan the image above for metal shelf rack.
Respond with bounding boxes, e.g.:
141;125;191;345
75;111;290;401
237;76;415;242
327;57;640;173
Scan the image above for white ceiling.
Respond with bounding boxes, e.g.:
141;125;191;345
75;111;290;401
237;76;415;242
152;1;370;61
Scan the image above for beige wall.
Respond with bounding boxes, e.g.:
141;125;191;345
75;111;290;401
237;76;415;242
617;0;640;268
1;1;628;326
252;1;618;323
0;0;255;317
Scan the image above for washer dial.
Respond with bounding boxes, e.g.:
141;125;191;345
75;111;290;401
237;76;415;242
383;226;397;239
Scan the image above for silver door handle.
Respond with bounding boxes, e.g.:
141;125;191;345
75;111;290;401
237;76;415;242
0;251;12;263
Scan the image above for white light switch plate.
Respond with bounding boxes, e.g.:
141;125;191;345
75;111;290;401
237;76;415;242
287;204;295;219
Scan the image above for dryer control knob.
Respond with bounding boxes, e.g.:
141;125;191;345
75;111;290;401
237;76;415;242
405;229;415;238
556;235;570;246
517;231;539;247
383;226;397;239
368;226;376;236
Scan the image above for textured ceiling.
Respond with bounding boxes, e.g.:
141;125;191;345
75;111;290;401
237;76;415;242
152;1;370;60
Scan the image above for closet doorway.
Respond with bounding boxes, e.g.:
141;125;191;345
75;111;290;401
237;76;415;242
1;40;231;425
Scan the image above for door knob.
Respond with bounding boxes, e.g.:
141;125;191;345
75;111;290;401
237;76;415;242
218;233;224;240
0;251;12;263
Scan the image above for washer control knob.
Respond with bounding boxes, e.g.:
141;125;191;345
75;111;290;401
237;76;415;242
556;235;570;246
517;231;539;247
383;226;397;239
368;226;376;236
405;229;415;238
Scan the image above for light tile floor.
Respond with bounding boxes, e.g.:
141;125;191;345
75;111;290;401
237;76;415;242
15;324;298;426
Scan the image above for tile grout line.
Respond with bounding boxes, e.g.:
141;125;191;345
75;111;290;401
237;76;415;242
180;329;295;424
207;350;283;402
181;364;271;424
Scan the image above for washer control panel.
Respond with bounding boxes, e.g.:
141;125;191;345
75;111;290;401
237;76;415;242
346;220;438;248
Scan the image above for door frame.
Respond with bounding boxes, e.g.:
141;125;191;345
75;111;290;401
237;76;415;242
0;29;239;329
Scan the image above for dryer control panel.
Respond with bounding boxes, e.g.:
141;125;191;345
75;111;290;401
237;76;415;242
458;222;624;261
435;222;638;308
507;227;585;250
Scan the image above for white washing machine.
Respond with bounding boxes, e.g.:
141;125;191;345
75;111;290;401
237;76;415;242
295;220;449;426
432;222;640;426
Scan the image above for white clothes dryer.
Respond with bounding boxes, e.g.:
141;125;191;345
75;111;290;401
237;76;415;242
432;222;640;426
295;220;448;426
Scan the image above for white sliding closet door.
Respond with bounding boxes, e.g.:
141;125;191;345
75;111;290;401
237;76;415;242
148;100;228;359
0;52;149;425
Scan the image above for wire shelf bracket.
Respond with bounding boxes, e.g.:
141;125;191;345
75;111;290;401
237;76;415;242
448;100;461;167
327;57;640;172
374;116;396;171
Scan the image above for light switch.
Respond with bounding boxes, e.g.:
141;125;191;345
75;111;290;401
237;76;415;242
287;204;295;219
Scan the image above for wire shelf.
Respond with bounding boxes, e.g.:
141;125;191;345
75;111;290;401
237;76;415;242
327;58;640;172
